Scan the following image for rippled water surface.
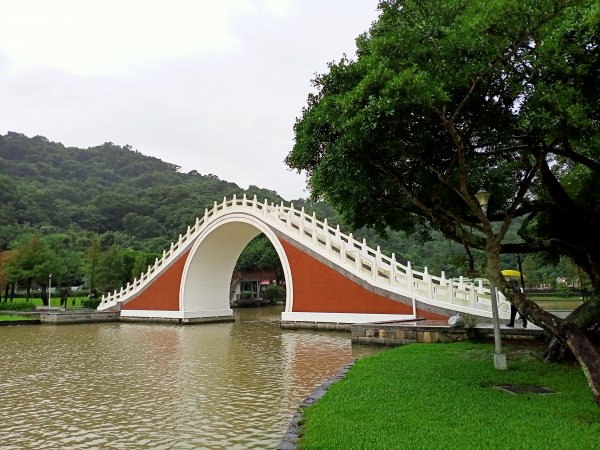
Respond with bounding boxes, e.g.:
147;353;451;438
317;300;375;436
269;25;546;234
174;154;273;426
0;306;380;449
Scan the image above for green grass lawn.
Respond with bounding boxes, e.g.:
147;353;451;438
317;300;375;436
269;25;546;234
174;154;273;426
300;342;599;449
0;314;37;321
1;297;85;308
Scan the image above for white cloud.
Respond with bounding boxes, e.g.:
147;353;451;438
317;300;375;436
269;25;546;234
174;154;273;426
0;0;258;75
0;0;380;200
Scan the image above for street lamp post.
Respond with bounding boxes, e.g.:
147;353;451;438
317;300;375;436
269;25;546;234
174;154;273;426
49;274;52;308
475;189;507;370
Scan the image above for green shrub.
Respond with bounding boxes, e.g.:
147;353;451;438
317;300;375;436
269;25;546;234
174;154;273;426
556;283;570;297
0;302;38;311
241;290;253;299
81;297;101;309
262;284;285;301
463;314;478;328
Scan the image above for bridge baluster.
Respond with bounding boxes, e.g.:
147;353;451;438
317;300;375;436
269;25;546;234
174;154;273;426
252;195;258;208
439;271;446;301
407;261;414;293
299;209;305;237
325;224;332;253
424;267;433;299
469;282;477;307
390;253;397;287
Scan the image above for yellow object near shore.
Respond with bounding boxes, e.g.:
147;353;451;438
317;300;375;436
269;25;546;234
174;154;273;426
501;269;523;278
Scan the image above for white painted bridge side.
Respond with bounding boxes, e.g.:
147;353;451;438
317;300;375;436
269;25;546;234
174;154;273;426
97;195;510;321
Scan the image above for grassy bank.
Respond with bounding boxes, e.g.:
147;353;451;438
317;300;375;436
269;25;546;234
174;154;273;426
0;297;86;308
0;314;37;321
300;343;599;449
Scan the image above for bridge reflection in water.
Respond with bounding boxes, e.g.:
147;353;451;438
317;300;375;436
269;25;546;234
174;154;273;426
0;306;381;449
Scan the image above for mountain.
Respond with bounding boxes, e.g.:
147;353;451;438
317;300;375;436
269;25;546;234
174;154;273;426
0;132;285;251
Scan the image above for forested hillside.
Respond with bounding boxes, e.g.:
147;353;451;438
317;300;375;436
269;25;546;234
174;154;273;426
0;132;283;250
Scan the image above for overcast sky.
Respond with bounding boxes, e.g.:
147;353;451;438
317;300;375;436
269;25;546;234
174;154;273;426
0;0;380;200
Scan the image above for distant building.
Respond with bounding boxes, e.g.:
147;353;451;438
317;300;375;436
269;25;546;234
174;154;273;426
230;270;277;302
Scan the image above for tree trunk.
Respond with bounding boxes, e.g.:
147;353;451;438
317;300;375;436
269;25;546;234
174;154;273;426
564;323;600;406
545;298;600;362
497;278;600;406
10;282;15;301
26;278;32;301
41;285;48;307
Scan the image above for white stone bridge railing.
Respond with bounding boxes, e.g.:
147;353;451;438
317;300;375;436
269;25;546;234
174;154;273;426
98;195;510;319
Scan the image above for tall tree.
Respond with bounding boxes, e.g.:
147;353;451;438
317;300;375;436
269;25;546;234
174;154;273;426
287;0;600;403
4;237;61;305
95;244;126;293
84;241;101;292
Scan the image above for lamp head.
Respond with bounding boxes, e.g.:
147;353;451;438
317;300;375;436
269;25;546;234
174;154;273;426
474;189;491;214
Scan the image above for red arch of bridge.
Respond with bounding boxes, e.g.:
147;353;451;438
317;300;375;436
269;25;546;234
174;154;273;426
120;226;447;322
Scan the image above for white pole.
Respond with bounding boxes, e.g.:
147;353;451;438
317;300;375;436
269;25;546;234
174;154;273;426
490;283;507;369
48;274;52;307
477;189;507;370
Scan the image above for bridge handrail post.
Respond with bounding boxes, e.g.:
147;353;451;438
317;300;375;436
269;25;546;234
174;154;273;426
448;278;455;304
439;271;446;302
469;282;477;307
325;222;332;254
361;238;372;278
311;213;319;246
407;261;417;317
390;253;397;287
424;267;433;299
299;207;305;238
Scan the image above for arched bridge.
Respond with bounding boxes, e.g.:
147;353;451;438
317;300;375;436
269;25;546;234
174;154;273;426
98;196;510;323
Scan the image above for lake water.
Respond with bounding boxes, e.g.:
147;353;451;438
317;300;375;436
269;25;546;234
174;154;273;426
0;306;380;449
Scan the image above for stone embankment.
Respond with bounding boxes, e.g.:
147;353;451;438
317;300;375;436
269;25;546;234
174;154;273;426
277;362;355;450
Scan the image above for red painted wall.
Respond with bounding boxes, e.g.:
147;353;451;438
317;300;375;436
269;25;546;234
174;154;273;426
279;239;448;320
122;250;190;311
